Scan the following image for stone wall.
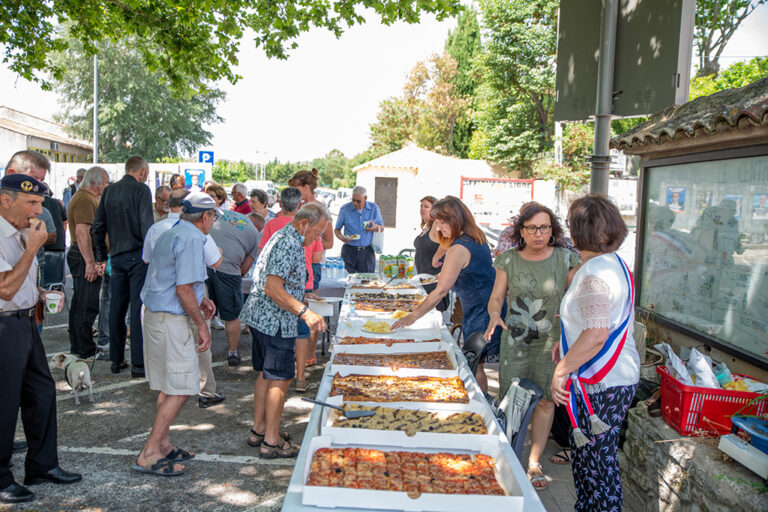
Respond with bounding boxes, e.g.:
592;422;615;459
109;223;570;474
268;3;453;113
620;403;766;511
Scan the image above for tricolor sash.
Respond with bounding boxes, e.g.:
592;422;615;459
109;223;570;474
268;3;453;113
560;253;635;447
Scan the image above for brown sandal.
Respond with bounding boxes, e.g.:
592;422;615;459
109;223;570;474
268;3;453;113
247;428;291;447
259;439;300;459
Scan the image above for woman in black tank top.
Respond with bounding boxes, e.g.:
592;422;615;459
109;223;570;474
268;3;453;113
413;196;448;311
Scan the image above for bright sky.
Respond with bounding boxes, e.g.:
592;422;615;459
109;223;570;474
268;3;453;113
1;5;766;164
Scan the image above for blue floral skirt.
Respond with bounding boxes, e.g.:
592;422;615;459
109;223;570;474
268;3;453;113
570;384;637;512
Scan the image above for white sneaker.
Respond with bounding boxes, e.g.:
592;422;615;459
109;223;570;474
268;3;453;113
211;317;225;330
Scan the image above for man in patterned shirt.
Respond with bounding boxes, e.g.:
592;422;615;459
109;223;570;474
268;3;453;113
240;202;329;459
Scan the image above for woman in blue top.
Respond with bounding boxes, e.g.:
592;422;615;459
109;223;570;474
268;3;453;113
392;196;505;391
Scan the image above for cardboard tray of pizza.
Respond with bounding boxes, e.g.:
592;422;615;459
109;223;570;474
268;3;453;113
301;436;524;511
347;277;421;290
335;314;442;336
330;334;445;353
318;395;503;449
345;288;427;302
324;365;481;405
329;342;460;376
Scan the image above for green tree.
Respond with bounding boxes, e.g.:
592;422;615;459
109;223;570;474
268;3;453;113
53;34;224;162
473;0;559;174
212;160;257;184
408;53;470;154
264;158;299;184
534;123;592;192
689;56;768;98
444;8;482;157
368;52;470;157
310;149;350;187
369;97;415;157
1;0;461;95
695;0;767;77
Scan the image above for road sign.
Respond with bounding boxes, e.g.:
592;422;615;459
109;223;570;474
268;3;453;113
198;151;214;164
554;0;695;121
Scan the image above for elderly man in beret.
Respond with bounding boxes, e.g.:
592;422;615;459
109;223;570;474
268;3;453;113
0;175;81;504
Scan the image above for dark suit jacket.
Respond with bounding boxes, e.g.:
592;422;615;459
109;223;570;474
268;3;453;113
93;174;153;261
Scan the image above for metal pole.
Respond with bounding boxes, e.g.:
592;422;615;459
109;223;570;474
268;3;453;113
93;54;98;164
590;0;618;195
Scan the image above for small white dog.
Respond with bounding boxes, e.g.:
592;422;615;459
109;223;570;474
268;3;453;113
50;353;94;406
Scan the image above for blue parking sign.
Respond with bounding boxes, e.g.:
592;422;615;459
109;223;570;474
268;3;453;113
198;151;214;164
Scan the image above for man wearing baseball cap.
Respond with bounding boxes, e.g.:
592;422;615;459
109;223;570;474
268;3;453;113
0;175;81;503
132;192;221;476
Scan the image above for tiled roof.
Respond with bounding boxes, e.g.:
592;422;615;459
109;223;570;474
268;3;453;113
612;77;768;151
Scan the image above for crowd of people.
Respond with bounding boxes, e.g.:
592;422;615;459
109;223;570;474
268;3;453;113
1;149;640;510
0;152;344;501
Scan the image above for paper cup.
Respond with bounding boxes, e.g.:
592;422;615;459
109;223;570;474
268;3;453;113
45;293;61;313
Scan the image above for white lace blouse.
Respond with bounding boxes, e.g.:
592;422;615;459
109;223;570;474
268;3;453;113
559;253;640;390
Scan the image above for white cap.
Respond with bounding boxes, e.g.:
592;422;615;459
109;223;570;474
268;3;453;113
182;191;223;215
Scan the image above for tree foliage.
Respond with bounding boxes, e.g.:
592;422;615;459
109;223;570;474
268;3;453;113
53;33;224;162
369;97;415;157
368;52;470;157
472;0;559;174
212;160;257;184
1;0;461;95
444;8;482;157
689;56;768;99
534;123;592;192
694;0;767;77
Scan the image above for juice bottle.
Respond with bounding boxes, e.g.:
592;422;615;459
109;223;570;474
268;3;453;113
383;256;392;278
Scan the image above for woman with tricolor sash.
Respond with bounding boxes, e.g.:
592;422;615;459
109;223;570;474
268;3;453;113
551;195;640;511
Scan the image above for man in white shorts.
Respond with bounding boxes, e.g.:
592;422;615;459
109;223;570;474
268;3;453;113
132;192;220;476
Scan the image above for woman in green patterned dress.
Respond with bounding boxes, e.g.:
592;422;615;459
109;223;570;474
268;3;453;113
484;202;580;490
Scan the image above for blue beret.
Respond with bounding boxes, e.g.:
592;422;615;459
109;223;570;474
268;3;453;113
0;174;49;197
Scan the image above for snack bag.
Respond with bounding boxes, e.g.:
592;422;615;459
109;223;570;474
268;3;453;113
655;343;694;386
686;348;720;389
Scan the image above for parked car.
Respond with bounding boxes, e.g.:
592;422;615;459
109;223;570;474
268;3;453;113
315;188;336;208
244;180;277;207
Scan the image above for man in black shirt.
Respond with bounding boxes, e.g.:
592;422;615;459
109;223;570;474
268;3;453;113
42;195;67;253
93;156;154;377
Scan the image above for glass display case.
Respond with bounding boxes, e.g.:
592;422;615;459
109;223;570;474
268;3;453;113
637;150;768;367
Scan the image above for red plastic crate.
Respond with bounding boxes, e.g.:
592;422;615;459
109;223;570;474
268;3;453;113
656;366;768;436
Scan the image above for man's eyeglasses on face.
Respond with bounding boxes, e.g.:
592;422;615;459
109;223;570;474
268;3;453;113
522;224;551;235
352;198;363;204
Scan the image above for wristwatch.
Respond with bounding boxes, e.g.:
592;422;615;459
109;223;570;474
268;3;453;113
298;305;308;318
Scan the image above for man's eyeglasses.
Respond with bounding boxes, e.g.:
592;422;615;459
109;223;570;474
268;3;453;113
352;198;364;204
522;224;551;235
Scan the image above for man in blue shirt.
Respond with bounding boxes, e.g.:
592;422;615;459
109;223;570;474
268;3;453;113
333;185;383;274
132;192;219;477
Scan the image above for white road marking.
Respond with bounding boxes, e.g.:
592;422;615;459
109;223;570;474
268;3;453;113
43;323;70;330
58;445;296;466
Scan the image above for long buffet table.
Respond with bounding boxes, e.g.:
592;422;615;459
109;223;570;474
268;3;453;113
282;277;545;512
